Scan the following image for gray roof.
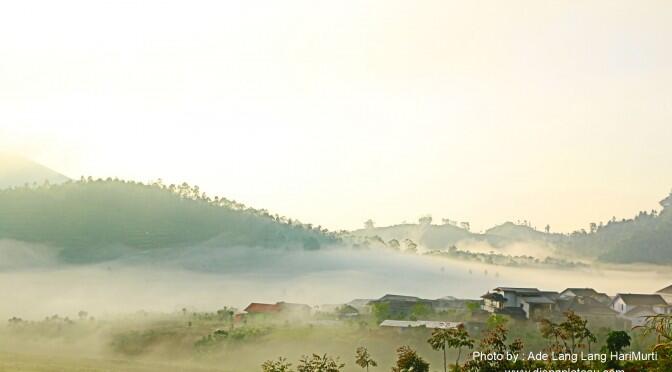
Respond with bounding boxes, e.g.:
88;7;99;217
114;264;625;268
520;296;555;304
376;294;422;302
495;287;539;293
539;291;561;300
615;294;668;306
380;320;462;329
557;296;618;315
561;288;599;297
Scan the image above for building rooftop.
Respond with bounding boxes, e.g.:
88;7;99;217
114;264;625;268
614;294;668;306
244;303;281;313
520;296;555;304
375;294;423;302
495;287;540;293
557;296;617;315
380;320;462;329
562;288;599;296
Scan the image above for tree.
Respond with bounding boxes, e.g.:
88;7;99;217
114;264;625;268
601;330;631;369
463;324;523;372
637;314;672;371
297;354;344;372
460;222;470;231
589;222;597;234
78;310;88;320
391;345;429;372
539;311;595;368
410;303;431;320
637;314;672;354
486;314;508;329
387;239;400;250
418;215;433;225
364;219;375;229
428;325;474;372
606;331;630;353
354;347;377;372
403;239;418;254
545;224;550;234
262;357;294;372
371;303;390;323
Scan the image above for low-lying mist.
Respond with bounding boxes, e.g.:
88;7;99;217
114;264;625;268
2;240;672;321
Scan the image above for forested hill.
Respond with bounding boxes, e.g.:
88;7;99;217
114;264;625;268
353;192;672;264
0;179;339;262
569;193;672;263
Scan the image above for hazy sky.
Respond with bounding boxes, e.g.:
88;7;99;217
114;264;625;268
2;1;672;232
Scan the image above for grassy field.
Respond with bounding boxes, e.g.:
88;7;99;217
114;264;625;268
0;309;658;372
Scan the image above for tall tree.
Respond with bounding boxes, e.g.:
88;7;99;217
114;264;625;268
354;347;377;372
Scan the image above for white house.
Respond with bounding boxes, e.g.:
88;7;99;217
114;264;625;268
480;287;555;320
611;293;671;327
611;294;669;314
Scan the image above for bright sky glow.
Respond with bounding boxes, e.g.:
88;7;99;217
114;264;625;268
2;0;672;232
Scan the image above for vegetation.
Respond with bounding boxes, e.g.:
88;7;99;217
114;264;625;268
296;354;344;372
391;346;429;372
262;357;294;372
427;325;473;372
0;178;339;262
354;346;377;371
355;190;672;264
463;324;524;372
6;307;672;372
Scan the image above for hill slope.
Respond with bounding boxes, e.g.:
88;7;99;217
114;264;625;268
0;179;338;263
0;154;69;189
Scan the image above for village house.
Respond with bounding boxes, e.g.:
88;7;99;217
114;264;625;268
555;295;621;326
481;287;555;320
368;294;435;318
611;293;672;327
559;288;611;304
240;301;311;322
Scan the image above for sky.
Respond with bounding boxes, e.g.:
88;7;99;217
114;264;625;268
1;0;672;233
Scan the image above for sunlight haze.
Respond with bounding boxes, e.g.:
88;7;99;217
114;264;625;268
2;0;672;232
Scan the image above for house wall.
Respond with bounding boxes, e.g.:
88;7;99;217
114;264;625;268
521;302;530;318
611;298;631;314
482;299;502;312
496;290;521;308
653;305;672;314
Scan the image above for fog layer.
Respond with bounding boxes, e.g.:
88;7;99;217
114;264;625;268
2;242;671;320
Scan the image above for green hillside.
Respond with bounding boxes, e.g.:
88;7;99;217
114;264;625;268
0;179;338;263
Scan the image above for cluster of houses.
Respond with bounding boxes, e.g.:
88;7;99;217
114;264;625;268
233;284;672;330
481;284;672;327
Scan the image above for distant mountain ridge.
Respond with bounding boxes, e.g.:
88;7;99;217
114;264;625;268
0;154;69;189
2;155;672;265
354;192;672;264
